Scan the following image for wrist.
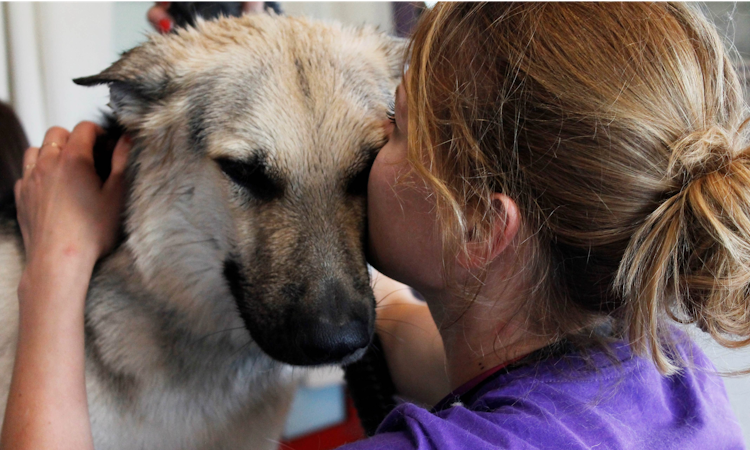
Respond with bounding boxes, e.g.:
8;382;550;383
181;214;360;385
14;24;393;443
18;251;97;310
23;240;99;274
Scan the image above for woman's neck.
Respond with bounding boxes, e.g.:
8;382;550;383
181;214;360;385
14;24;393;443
424;277;551;391
441;319;550;391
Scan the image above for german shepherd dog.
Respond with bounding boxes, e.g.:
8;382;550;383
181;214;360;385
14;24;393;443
0;14;403;449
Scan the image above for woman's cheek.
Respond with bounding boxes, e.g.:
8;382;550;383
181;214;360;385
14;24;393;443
367;154;396;267
366;138;414;273
366;155;438;289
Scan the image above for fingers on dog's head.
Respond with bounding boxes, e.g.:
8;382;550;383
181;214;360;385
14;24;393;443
110;135;132;178
42;126;70;148
66;121;104;161
22;146;40;170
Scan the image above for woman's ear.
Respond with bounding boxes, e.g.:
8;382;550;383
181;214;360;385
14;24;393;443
459;193;520;269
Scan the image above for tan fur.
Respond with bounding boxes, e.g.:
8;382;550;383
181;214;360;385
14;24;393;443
0;14;403;449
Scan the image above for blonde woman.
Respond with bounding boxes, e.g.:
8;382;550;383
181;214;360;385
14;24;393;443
2;3;748;449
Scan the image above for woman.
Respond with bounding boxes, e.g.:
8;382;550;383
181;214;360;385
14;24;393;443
2;3;748;449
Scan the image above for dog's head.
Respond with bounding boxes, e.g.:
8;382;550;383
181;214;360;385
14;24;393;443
76;15;404;366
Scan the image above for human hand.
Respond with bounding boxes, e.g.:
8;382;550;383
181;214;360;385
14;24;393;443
14;122;131;268
3;122;116;450
147;2;263;34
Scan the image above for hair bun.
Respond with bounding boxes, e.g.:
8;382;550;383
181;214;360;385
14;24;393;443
617;122;750;373
668;126;736;182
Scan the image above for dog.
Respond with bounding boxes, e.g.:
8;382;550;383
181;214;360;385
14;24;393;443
0;14;403;450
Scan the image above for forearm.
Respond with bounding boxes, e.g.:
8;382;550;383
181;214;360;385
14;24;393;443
1;252;96;450
373;272;450;406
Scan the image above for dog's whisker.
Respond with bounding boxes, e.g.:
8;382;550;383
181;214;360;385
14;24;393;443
160;238;218;249
375;287;417;305
375;318;422;325
150;188;195;197
373;326;399;340
230;339;254;359
194;326;247;342
375;302;415;309
266;439;294;450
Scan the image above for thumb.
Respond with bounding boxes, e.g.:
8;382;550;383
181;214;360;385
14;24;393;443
103;135;131;201
99;135;131;255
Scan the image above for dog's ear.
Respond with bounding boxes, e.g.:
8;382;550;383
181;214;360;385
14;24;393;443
74;43;174;127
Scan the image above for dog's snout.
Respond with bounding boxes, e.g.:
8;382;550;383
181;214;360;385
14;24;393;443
291;279;372;364
240;275;375;366
295;313;372;364
316;279;358;326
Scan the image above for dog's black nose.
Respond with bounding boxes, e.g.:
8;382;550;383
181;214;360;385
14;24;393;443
291;279;373;364
296;316;372;364
240;275;375;366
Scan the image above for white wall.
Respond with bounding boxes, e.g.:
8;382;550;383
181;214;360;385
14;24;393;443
1;2;392;146
693;331;750;443
112;2;152;54
110;2;393;54
280;2;392;33
37;3;114;135
0;5;9;103
2;2;114;145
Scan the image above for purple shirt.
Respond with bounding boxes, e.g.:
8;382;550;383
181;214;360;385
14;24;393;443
342;332;745;449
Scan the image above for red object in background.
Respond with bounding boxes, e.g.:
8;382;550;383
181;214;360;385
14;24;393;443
279;394;366;450
158;17;173;33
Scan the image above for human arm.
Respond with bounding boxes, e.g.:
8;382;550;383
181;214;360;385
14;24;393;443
372;269;450;406
0;123;130;450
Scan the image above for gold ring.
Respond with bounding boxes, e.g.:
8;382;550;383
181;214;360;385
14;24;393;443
42;141;60;148
24;163;35;172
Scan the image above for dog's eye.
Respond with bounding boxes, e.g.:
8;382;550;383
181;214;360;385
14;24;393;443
215;157;283;201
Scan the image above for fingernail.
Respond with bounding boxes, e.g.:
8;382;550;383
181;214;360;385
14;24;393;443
158;18;172;33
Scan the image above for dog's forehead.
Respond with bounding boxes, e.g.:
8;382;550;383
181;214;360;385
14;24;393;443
182;18;394;175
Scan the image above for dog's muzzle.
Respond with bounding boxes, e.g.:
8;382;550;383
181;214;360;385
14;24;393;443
223;258;374;366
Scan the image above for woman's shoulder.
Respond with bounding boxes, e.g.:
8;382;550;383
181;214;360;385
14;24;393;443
340;332;744;450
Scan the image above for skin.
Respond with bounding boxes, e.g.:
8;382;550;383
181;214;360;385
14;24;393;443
0;8;551;448
0;123;130;450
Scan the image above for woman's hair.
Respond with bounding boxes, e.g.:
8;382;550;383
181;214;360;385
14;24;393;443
406;2;750;373
0;102;28;196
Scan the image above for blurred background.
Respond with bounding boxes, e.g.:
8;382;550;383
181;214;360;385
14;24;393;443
1;2;749;145
0;2;424;147
0;2;749;448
